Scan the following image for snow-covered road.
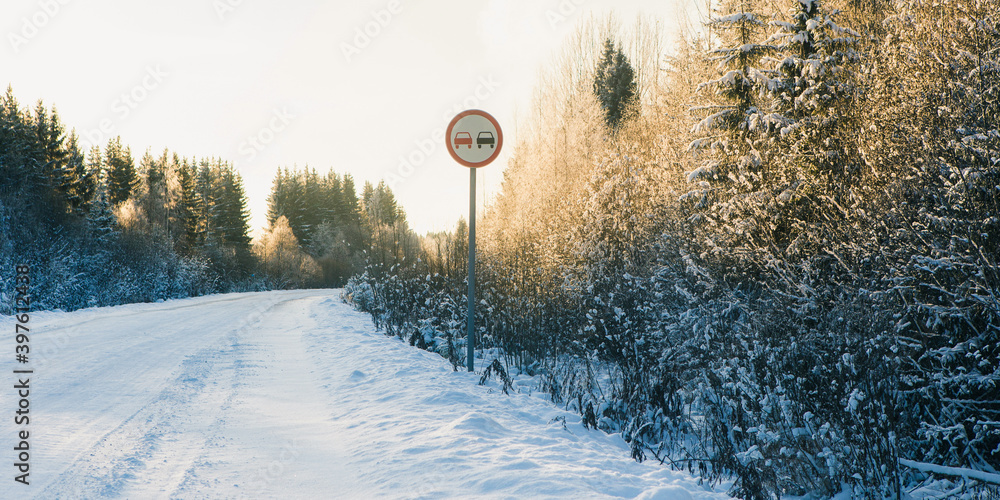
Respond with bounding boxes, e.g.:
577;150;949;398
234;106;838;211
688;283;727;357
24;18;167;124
2;290;729;499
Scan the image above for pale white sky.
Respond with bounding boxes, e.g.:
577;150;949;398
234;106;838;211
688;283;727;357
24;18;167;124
3;0;699;236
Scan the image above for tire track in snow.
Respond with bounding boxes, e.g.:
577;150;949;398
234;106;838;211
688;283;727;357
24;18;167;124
29;292;299;499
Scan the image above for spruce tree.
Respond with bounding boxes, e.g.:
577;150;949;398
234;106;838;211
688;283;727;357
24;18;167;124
105;136;138;206
323;170;343;225
751;0;862;251
213;164;252;250
340;174;361;227
266;167;307;244
195;159;215;238
688;0;774;232
0;87;33;190
24;101;72;219
340;174;364;252
42;108;85;217
176;159;203;251
86;171;116;239
35;104;71;203
593;38;637;131
83;145;104;215
299;167;322;246
266;168;288;227
58;130;97;217
140;149;168;229
767;0;860;183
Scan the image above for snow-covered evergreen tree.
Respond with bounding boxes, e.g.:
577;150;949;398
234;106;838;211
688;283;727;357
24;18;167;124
212;164;252;251
105;136;138;206
593;38;637;131
175;159;203;252
687;0;775;241
762;0;861;232
63;130;94;216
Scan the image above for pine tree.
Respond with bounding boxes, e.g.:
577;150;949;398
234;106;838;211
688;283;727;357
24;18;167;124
0;86;34;190
34;104;72;207
593;38;637;131
687;0;776;244
323;170;343;225
340;174;365;254
175;159;203;252
766;0;860;183
213;164;252;251
86;168;116;239
340;174;361;227
63;130;91;215
105;136;138;206
140;148;168;229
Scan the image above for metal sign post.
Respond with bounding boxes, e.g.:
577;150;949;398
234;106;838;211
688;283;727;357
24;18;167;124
467;166;476;372
445;109;503;372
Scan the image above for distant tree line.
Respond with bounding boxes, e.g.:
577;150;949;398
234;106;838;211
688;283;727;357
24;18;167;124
259;168;420;288
1;86;257;311
1;82;425;309
345;0;999;498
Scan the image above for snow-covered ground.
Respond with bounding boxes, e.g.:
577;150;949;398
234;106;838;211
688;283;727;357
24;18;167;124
2;290;731;499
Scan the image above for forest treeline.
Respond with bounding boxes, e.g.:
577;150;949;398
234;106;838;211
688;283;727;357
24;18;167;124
0;87;259;309
0;86;418;309
345;0;999;497
259;167;421;288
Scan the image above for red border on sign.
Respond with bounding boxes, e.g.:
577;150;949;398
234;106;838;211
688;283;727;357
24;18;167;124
445;109;503;168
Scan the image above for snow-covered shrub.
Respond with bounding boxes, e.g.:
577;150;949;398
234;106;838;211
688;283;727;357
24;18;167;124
342;272;376;313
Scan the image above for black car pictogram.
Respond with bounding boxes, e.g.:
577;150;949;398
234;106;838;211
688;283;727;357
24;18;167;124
477;131;495;149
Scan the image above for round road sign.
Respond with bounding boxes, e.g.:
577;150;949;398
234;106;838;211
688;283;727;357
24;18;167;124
446;109;503;168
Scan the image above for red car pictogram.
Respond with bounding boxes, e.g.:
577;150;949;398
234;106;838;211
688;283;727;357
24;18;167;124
454;132;473;149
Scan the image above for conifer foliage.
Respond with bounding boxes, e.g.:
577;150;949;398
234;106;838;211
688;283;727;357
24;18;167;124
105;136;138;206
593;38;637;131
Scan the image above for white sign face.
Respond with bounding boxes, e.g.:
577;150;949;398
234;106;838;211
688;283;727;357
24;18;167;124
446;109;503;168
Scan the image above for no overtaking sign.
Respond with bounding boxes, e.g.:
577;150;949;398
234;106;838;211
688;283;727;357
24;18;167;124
446;109;503;372
446;109;503;168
